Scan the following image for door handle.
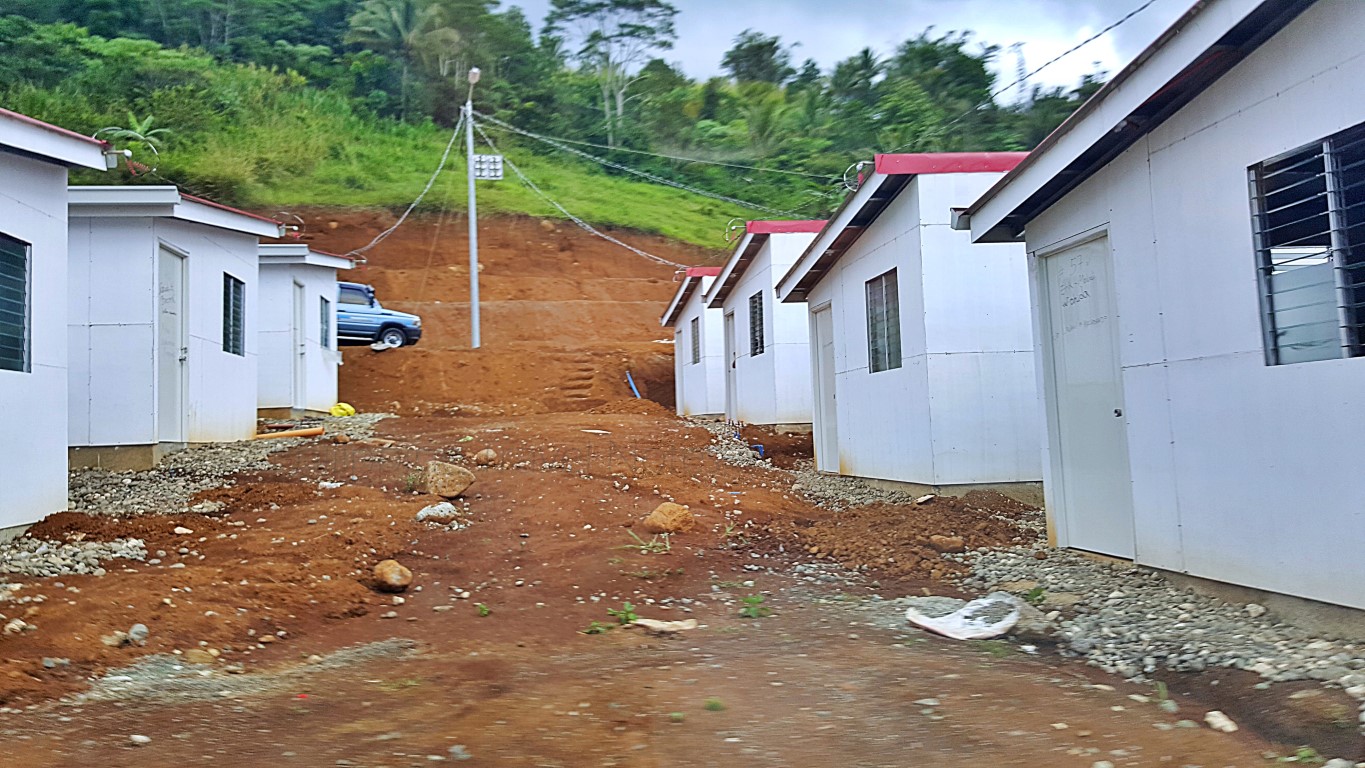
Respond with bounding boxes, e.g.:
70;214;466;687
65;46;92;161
1114;409;1123;418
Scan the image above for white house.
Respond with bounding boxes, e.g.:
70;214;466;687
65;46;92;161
0;109;112;532
661;266;724;418
67;186;284;470
704;220;825;428
960;0;1364;610
776;153;1039;498
257;244;352;416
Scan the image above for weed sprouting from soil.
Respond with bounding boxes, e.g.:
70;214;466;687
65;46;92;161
738;595;771;619
475;603;491;617
606;602;638;625
704;697;726;712
620;530;671;554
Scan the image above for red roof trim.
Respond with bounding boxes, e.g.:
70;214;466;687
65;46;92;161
874;152;1028;176
180;193;283;227
746;219;827;235
685;266;722;277
0;108;109;148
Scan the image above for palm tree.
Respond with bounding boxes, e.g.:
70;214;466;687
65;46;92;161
346;0;446;121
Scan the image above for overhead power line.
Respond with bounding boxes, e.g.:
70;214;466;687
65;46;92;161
471;120;687;270
346;110;467;257
474;111;805;217
890;0;1162;152
473;113;836;180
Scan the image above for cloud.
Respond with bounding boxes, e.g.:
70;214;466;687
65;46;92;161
509;0;1187;94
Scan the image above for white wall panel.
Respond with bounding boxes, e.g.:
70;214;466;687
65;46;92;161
1020;0;1365;607
0;154;70;528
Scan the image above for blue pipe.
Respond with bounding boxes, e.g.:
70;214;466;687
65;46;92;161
625;370;641;398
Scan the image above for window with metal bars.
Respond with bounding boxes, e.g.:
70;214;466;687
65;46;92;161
748;292;765;356
690;317;700;364
0;233;29;373
865;268;902;373
1250;121;1365;365
222;273;245;356
320;296;332;349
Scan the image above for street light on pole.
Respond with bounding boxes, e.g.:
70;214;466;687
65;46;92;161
465;66;482;349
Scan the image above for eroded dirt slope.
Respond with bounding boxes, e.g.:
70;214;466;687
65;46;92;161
311;211;719;415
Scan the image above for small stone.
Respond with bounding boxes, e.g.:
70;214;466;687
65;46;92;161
130;734;151;746
127;623;149;644
1158;699;1179;714
424;461;476;498
474;449;498;466
373;560;414;592
1322;759;1353;768
448;745;472;761
928;535;965;554
913;698;940;707
173;526;194;535
1244;603;1267;618
1091;762;1115;768
1203;710;1238;733
416;502;460;523
183;648;216;665
101;631;129;647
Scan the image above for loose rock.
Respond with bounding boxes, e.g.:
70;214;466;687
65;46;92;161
373;560;414;593
1203;710;1238;733
642;502;695;534
423;461;476;498
474;449;498;466
928;535;965;554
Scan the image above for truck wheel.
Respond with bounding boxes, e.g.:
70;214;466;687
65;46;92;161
379;327;407;347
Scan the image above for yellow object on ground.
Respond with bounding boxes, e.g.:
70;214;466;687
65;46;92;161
330;402;357;417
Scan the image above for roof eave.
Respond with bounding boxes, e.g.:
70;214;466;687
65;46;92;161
967;0;1316;243
0;110;112;171
705;233;765;309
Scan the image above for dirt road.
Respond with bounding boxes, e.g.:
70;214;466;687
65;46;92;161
1;213;1354;766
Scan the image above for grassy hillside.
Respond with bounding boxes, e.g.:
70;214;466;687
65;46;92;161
3;22;786;251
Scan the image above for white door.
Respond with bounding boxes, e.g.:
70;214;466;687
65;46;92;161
811;305;839;472
674;329;685;415
156;247;187;444
292;281;307;410
723;311;737;421
1042;236;1135;558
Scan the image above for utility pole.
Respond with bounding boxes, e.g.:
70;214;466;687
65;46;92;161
465;67;482;349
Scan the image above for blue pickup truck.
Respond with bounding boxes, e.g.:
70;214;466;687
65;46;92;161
337;281;423;347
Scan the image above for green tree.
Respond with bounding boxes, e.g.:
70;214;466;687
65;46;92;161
721;29;794;85
543;0;679;147
346;0;446;121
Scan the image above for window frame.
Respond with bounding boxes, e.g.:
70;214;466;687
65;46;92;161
748;291;765;356
222;273;246;356
690;316;701;365
320;296;332;349
338;286;370;306
0;232;31;373
865;268;902;373
1249;121;1365;365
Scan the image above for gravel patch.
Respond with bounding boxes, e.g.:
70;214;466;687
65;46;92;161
959;548;1365;692
72;638;417;705
688;418;771;469
0;538;145;578
790;462;927;511
69;414;390;518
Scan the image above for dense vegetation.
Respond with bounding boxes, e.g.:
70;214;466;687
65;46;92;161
0;1;1103;247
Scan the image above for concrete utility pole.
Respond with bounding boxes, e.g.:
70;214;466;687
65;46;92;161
465;67;482;349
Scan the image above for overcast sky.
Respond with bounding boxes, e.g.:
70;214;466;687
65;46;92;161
509;0;1189;101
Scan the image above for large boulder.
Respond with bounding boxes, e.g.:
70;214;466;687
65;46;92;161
642;502;695;534
424;461;476;498
373;559;414;593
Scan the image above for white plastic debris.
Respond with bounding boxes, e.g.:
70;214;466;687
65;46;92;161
904;592;1021;640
